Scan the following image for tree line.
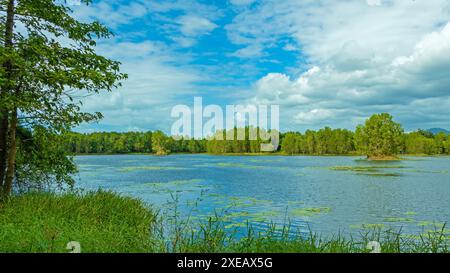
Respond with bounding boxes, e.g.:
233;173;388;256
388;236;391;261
65;116;450;157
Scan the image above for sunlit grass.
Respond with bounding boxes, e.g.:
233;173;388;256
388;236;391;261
0;191;157;253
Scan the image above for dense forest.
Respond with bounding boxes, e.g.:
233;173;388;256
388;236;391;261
64;126;450;156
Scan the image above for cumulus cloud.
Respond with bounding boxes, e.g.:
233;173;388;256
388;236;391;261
366;0;382;7
230;44;264;58
77;40;202;132
178;15;218;37
72;1;223;132
282;43;298;52
230;0;256;6
231;0;450;131
72;0;450;132
145;1;222;48
227;0;450;62
294;109;333;125
72;1;149;28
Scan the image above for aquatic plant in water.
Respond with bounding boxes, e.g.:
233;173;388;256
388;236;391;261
289;207;331;217
216;163;264;169
120;166;187;172
383;217;415;223
329;165;406;177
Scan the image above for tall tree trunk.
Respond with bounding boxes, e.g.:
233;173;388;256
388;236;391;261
0;112;8;189
0;0;16;194
3;108;16;198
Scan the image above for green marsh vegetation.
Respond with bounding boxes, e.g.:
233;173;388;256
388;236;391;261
288;207;332;217
328;165;406;177
327;159;449;177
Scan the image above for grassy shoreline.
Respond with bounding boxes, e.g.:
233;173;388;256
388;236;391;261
0;191;448;253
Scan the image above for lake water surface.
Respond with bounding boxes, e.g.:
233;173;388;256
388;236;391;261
75;155;450;236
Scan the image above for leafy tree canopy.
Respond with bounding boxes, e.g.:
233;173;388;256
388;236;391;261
0;0;126;197
355;113;404;159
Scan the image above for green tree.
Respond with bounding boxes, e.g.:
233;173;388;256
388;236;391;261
434;132;447;155
282;133;299;155
404;132;426;154
355;113;404;159
304;130;316;154
152;131;170;156
187;139;201;153
15;126;77;192
445;135;450;155
0;0;126;198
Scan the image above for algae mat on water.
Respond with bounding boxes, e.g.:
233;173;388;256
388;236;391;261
120;166;187;172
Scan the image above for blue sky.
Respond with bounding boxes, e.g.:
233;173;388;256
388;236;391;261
72;0;450;133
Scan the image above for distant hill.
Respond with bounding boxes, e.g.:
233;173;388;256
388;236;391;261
427;128;450;135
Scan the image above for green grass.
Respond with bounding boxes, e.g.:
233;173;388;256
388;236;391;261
0;192;448;253
161;217;448;253
0;191;157;253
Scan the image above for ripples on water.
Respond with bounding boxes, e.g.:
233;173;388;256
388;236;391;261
74;155;450;236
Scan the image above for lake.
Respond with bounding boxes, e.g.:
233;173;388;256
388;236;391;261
74;154;450;236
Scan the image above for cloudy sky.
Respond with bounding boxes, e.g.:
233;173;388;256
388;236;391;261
72;0;450;133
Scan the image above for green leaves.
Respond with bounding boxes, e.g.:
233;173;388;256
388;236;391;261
355;113;404;158
280;128;355;155
1;0;127;132
15;126;78;192
0;0;126;192
281;133;299;155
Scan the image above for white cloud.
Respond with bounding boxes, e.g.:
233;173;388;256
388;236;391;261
227;0;450;62
393;23;450;73
78;40;202;132
230;0;256;6
145;1;222;48
71;1;221;132
282;43;298;52
178;15;218;37
230;0;450;131
252;34;450;129
366;0;382;7
72;0;450;132
230;44;264;58
72;1;149;28
294;109;333;125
